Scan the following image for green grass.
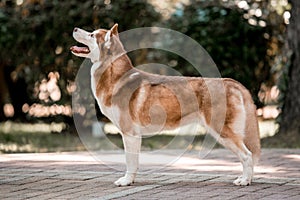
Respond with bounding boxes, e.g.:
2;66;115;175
0;131;85;153
0;130;223;153
0;121;298;153
261;134;300;148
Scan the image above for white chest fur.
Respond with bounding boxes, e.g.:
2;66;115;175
99;104;121;128
90;62;121;127
90;62;101;98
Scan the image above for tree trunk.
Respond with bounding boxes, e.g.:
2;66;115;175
0;64;10;121
278;0;300;141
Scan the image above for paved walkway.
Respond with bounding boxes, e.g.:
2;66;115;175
0;149;300;199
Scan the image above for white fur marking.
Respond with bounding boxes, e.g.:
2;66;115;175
90;61;102;98
97;101;121;128
104;30;112;49
231;92;246;136
135;86;146;113
129;72;140;79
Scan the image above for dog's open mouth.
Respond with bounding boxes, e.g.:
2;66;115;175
70;45;90;54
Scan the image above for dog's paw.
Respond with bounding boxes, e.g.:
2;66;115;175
233;176;251;186
114;176;134;187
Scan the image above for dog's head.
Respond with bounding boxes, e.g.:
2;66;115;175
70;24;120;63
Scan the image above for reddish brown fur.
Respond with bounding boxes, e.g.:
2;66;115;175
92;25;260;163
72;24;261;186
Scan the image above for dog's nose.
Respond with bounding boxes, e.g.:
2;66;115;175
74;28;78;32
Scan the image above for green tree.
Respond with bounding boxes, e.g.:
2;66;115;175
163;0;290;107
166;1;271;104
0;0;161;121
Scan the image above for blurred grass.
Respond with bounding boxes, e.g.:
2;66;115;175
0;129;209;153
0;120;298;153
1;131;299;153
0;131;84;153
0;121;214;153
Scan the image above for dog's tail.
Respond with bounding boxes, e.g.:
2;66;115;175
242;90;261;165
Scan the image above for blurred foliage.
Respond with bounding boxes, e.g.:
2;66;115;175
0;0;161;71
168;6;267;103
0;0;161;121
0;0;291;123
163;0;289;105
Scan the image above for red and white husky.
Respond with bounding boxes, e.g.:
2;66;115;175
71;24;260;186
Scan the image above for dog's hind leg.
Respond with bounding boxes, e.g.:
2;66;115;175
114;134;142;186
217;130;253;186
232;143;253;186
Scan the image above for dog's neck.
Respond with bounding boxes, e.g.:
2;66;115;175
104;53;133;80
92;53;133;106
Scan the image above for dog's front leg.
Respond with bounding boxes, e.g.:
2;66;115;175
114;134;142;186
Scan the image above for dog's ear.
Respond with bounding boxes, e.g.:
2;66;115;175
111;23;118;36
104;30;112;49
104;24;119;49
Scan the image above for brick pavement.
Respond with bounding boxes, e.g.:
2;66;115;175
0;149;299;200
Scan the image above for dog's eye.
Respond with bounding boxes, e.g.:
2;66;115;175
90;34;94;38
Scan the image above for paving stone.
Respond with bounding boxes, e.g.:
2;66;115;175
0;149;299;199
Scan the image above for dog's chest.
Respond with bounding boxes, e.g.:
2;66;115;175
97;100;121;127
90;63;121;127
90;63;100;97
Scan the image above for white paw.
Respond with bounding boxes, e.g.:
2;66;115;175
114;175;134;187
233;176;251;186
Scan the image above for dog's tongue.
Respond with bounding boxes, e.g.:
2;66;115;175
70;46;90;54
